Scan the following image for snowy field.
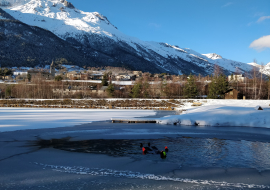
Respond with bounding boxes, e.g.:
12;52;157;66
1;99;270;133
159;99;270;128
0;108;155;132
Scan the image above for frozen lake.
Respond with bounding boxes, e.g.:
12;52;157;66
1;120;270;189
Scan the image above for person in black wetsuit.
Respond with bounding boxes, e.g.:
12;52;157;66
148;142;158;151
160;150;167;159
141;143;167;158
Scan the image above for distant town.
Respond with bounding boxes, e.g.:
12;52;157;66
0;61;269;100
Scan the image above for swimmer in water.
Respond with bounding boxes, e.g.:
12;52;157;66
160;150;167;159
148;142;158;150
142;147;147;154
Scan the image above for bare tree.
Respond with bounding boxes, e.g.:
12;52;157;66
213;64;223;77
258;62;264;99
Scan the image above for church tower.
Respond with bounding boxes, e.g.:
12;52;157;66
50;60;56;77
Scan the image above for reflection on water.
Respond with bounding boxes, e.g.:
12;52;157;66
35;137;270;171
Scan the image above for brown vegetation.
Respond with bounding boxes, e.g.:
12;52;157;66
0;99;186;110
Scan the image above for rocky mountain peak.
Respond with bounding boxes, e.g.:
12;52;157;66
60;0;74;9
203;53;223;60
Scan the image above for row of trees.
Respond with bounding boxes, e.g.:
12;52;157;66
1;76;268;100
1;64;270;99
101;72;229;99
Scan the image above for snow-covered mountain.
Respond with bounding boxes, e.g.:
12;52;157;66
0;0;255;75
203;53;252;73
262;63;270;76
247;62;270;76
247;62;261;68
0;6;92;67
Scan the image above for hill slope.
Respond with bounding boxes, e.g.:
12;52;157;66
0;7;98;67
1;0;253;75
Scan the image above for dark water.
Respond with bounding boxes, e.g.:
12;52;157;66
36;136;270;171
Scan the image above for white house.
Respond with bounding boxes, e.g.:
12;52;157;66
13;72;28;76
228;74;246;82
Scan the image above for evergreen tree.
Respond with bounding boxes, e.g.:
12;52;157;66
55;75;63;81
101;73;108;86
230;73;234;81
27;73;31;82
208;74;228;99
183;74;198;98
0;68;12;77
5;85;13;97
131;83;142;98
141;78;150;98
208;77;218;99
106;84;115;97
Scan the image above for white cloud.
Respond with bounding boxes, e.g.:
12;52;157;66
149;23;161;29
257;16;270;23
254;12;264;17
222;2;233;7
247;22;253;26
249;35;270;51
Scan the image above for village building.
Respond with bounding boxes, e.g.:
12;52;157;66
224;88;242;99
163;75;172;80
98;86;108;95
27;60;56;80
66;71;101;80
13;71;28;76
66;71;78;79
80;73;89;80
133;71;142;78
116;73;136;81
228;74;246;82
88;73;103;80
2;75;13;80
27;71;54;80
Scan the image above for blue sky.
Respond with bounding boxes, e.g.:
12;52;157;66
69;0;270;64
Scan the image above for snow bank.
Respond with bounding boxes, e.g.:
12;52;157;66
158;100;270;128
0;108;155;132
2;100;270;132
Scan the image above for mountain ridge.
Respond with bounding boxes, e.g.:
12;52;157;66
0;0;258;75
